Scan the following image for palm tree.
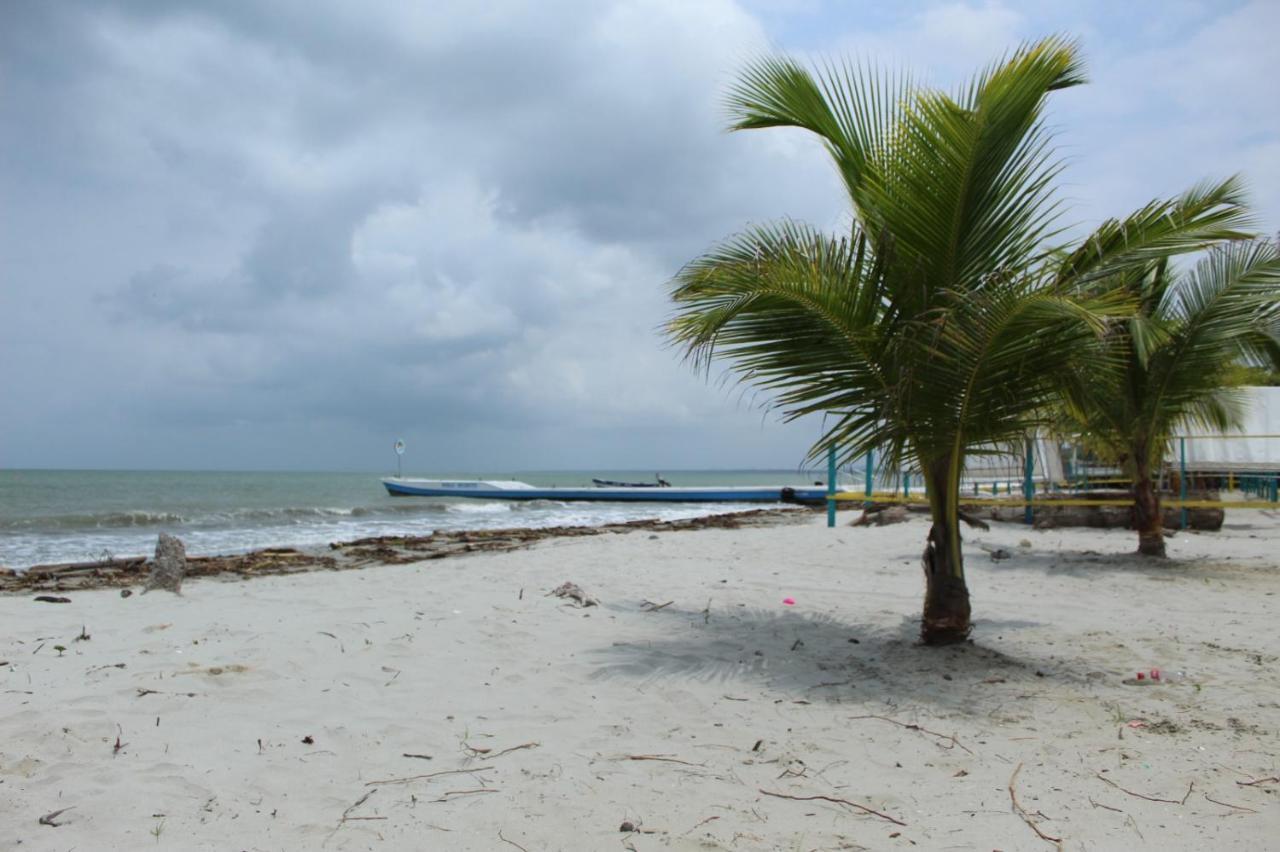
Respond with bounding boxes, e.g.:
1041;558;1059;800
666;38;1252;644
1056;237;1280;556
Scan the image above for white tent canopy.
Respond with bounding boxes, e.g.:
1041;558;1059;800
862;436;1064;487
962;436;1064;485
1174;386;1280;473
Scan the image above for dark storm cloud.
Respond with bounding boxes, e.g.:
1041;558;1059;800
2;1;1277;471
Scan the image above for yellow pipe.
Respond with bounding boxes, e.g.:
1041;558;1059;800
830;492;1279;510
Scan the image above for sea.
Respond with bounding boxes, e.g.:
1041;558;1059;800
0;469;831;570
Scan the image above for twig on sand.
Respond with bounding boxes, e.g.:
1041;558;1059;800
433;788;499;802
1009;764;1063;849
848;714;974;755
498;830;529;851
683;815;721;834
1203;792;1257;813
1095;773;1192;805
1088;796;1123;813
490;741;540;759
366;766;495;786
326;789;384;843
641;600;674;612
1236;776;1279;787
758;789;906;826
402;753;433;760
339;790;376;822
626;754;706;767
39;807;74;827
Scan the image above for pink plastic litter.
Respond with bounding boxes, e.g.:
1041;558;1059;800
782;597;796;606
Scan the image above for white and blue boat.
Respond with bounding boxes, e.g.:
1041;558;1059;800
381;478;830;504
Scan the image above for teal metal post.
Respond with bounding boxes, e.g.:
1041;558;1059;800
1023;440;1035;525
826;445;836;528
864;451;873;508
903;472;910;500
1179;437;1188;530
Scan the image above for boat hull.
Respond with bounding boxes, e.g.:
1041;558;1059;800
381;478;828;504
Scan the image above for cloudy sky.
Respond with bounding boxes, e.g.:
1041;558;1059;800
3;1;1277;472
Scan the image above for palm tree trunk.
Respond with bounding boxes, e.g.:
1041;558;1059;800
921;459;971;644
1132;459;1166;557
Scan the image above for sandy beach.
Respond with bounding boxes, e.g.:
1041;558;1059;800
3;510;1278;851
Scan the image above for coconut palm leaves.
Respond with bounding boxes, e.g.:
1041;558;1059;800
1059;238;1280;556
667;37;1258;642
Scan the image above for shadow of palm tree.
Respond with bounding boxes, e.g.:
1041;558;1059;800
586;605;1080;713
979;547;1242;579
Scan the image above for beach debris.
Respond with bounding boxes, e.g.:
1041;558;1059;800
624;753;706;767
4;509;801;595
548;581;597;607
482;741;539;759
1096;773;1194;805
758;789;906;826
329;789;385;840
498;830;531;851
1237;775;1280;787
782;597;796;606
980;545;1012;561
641;599;673;612
431;788;498;803
1019;539;1032;548
33;595;71;604
619;821;636;832
302;735;315;745
402;753;433;760
848;715;973;754
144;533;187;594
366;766;495;787
74;625;91;641
850;506;909;526
38;806;74;827
1009;763;1063;848
1123;668;1164;686
120;589;133;598
53;645;67;656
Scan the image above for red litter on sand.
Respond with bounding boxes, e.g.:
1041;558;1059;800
782;597;796;606
1136;672;1145;680
1150;668;1162;681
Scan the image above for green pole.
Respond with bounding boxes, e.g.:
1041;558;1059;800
1179;437;1187;530
827;445;836;528
864;451;873;508
903;472;910;500
1023;439;1035;525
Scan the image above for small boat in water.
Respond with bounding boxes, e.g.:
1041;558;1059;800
381;478;829;504
591;476;671;488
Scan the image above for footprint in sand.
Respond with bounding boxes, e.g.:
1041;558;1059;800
177;663;251;677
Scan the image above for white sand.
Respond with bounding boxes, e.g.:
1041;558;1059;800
2;511;1278;850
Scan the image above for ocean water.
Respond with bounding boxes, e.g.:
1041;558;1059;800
0;469;830;569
